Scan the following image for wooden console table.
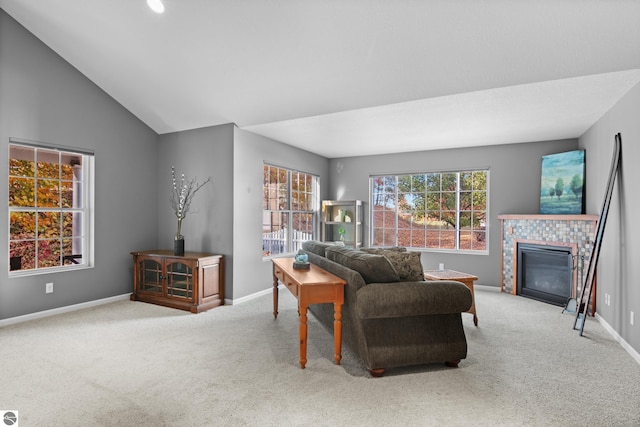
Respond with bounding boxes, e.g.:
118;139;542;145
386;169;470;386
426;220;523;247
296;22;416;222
424;269;478;326
272;258;346;368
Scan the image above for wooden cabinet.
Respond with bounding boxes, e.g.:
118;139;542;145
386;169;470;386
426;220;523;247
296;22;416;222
321;200;363;249
131;250;224;313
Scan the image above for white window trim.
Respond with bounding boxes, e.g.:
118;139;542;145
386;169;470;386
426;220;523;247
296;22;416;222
8;139;95;277
262;164;319;259
369;170;489;254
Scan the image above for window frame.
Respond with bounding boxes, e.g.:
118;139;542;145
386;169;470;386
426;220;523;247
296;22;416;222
262;163;319;258
8;139;95;276
370;169;488;254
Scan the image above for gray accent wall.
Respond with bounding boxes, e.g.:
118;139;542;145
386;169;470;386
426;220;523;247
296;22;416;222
579;81;640;353
1;9;159;319
157;125;234;299
327;139;579;287
233;128;329;300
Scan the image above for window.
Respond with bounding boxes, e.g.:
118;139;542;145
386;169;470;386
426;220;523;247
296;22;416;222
9;141;94;274
262;164;319;257
371;170;488;252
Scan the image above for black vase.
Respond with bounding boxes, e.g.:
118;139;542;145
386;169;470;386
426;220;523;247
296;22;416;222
174;236;185;256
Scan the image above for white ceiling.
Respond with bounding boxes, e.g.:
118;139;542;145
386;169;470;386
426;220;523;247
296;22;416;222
2;0;640;158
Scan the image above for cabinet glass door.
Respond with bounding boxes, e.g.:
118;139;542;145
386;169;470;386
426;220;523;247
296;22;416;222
139;259;162;294
166;261;193;299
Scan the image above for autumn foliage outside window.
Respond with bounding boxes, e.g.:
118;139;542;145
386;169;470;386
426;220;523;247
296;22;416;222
371;170;488;252
9;143;91;273
262;164;318;257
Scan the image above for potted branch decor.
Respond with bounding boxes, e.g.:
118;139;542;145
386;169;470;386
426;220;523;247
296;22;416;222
171;166;211;255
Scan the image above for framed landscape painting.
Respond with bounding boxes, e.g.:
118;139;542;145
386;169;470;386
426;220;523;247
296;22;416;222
540;149;585;214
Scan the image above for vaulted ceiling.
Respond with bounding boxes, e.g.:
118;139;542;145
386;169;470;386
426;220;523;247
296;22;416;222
2;0;640;157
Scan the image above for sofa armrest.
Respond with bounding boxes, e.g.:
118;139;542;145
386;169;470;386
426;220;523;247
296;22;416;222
355;281;472;319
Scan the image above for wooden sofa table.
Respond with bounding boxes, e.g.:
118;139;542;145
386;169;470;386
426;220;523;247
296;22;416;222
424;269;479;326
272;258;346;368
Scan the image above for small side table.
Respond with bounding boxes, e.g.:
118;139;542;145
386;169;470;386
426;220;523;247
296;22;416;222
424;269;478;326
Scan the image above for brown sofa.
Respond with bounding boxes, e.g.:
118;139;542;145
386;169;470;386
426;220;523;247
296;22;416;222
301;241;473;377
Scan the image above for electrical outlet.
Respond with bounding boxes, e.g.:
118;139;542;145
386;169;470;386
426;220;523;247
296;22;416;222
631;311;635;326
46;282;53;293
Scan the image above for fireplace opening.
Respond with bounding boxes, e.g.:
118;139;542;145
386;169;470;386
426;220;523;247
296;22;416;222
517;243;573;306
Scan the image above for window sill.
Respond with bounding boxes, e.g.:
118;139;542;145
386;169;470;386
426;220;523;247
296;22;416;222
9;264;94;278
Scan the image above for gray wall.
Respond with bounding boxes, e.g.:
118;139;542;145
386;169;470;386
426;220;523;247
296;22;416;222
580;81;640;353
328;139;578;286
157;124;234;299
233;128;329;300
0;9;159;319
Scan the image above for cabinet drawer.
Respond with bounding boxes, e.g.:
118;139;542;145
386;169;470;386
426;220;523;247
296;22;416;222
274;268;298;297
285;280;298;297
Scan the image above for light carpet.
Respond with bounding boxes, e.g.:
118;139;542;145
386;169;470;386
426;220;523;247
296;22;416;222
1;286;639;426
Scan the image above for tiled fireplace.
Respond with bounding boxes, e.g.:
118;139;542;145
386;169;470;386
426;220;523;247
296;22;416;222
498;214;598;300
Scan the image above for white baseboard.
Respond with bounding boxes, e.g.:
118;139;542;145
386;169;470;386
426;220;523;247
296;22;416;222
0;294;131;328
226;285;282;306
596;312;640;365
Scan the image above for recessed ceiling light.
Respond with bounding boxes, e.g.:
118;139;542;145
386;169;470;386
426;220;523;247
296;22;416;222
147;0;165;14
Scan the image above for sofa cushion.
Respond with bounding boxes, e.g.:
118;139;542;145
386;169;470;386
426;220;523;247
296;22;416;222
325;246;400;284
356;281;472;319
301;241;334;257
380;250;425;282
360;247;407;254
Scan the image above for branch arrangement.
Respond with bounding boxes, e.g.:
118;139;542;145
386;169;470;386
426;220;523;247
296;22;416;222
171;166;211;237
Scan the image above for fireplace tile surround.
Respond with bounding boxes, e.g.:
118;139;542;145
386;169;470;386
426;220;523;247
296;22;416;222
498;214;598;297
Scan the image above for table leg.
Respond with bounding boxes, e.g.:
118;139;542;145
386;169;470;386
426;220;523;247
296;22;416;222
272;270;279;319
462;279;478;326
299;303;308;369
334;302;343;365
